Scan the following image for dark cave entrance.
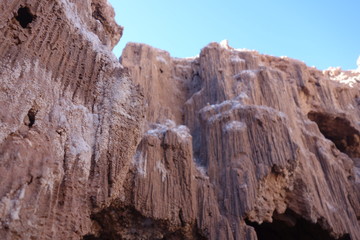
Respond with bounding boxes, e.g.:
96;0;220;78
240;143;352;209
82;206;206;240
308;111;360;159
15;7;35;28
246;210;350;240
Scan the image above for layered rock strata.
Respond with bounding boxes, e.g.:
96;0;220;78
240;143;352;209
0;0;360;239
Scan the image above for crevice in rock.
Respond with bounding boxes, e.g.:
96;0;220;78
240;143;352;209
15;7;35;28
246;209;350;240
91;3;106;23
188;73;202;97
308;111;360;159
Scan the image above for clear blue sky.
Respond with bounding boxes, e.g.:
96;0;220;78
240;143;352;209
108;0;359;70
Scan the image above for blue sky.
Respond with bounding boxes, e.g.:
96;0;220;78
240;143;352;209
108;0;359;70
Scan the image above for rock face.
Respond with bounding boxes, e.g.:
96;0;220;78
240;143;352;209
0;0;142;239
121;42;360;239
0;1;360;240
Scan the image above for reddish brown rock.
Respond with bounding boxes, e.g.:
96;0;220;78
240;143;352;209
121;42;360;239
1;0;360;239
0;1;142;239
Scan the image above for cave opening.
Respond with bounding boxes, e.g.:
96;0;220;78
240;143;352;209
82;206;206;240
15;7;35;28
308;111;360;159
246;210;350;240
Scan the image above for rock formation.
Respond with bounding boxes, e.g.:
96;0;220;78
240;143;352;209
0;0;142;239
120;42;360;240
0;1;360;240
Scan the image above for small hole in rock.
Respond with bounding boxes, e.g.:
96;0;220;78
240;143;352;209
16;7;35;28
26;108;37;127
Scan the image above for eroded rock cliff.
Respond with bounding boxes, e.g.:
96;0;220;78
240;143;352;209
120;41;360;239
0;0;142;239
0;1;359;240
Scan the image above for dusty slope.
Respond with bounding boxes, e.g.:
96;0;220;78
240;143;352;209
0;1;360;239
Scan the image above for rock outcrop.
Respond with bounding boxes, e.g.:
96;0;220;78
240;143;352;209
1;1;360;240
0;0;142;239
120;42;360;239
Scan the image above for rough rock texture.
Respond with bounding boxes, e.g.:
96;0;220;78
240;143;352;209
1;1;360;240
0;0;141;239
120;41;360;239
